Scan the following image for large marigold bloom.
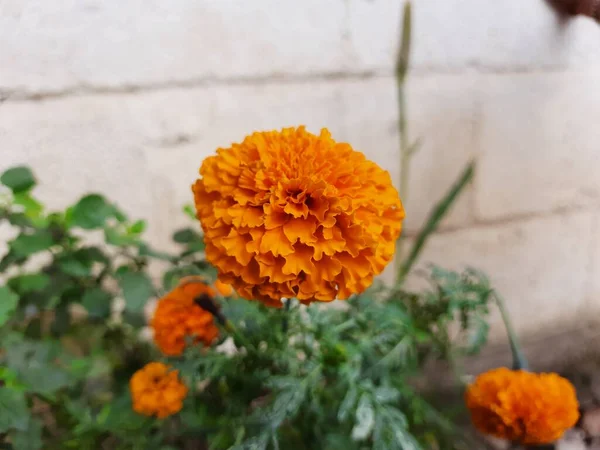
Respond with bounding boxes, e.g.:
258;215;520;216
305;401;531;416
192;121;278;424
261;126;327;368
151;278;219;356
465;368;579;445
192;126;404;306
130;362;188;418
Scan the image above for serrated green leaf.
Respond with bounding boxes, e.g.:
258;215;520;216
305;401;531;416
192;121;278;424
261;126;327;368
1;166;36;193
352;393;375;441
70;194;115;229
10;230;54;257
0;286;19;326
338;386;358;422
11;417;42;450
81;288;112;319
118;272;154;312
374;386;400;404
0;388;29;433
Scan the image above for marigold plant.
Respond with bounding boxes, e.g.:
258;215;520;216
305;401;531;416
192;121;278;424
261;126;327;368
129;362;188;419
465;367;579;445
193;126;405;307
151;277;219;356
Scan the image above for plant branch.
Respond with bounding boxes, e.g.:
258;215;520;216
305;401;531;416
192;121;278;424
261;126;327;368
494;292;528;370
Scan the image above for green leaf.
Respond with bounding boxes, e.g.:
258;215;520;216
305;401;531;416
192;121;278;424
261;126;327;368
128;220;146;234
182;204;196;221
12;417;43;450
352;393;375;441
5;340;72;395
0;286;19;326
104;226;139;247
399;162;475;280
99;394;149;432
338;386;358;421
162;266;202;291
0;250;27;272
0;388;29;433
76;247;109;265
7;212;32;228
59;257;91;277
13;193;43;221
1;166;36;193
10;230;54;257
118;272;154;312
8;274;50;295
82;288;112;319
172;228;201;244
70;194;115;229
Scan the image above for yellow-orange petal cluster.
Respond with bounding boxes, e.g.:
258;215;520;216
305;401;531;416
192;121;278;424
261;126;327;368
130;362;188;418
192;126;405;307
465;367;579;445
214;279;234;297
151;278;219;356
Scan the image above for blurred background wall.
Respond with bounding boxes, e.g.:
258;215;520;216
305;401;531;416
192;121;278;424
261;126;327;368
2;0;600;355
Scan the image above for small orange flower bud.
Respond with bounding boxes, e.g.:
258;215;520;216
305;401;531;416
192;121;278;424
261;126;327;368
130;362;187;419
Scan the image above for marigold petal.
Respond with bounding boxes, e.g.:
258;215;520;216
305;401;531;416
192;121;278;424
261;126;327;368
260;227;294;257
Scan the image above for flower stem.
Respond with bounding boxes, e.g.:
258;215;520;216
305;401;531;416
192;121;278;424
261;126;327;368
394;1;413;278
494;292;528;370
224;320;256;353
282;298;291;334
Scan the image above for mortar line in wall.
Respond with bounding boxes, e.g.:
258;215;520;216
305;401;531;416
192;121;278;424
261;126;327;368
403;204;597;238
0;64;587;103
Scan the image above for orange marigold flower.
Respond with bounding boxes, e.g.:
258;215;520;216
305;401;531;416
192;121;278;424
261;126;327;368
214;279;234;297
130;362;188;419
192;126;405;307
151;278;219;356
465;367;579;445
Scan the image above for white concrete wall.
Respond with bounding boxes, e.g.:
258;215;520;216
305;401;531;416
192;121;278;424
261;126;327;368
2;0;600;343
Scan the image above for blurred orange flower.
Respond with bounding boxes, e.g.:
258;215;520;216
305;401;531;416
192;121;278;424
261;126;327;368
193;126;404;307
130;362;188;419
465;367;579;445
151;278;219;356
214;279;234;297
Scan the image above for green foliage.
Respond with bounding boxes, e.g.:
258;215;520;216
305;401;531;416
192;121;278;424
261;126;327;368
1;166;36;194
0;165;491;450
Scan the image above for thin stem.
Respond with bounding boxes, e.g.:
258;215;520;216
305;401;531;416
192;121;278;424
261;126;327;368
394;1;413;277
282;298;291;334
224;320;257;353
494;292;528;370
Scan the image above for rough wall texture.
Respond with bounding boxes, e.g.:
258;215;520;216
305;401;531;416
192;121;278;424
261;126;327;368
2;0;600;353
